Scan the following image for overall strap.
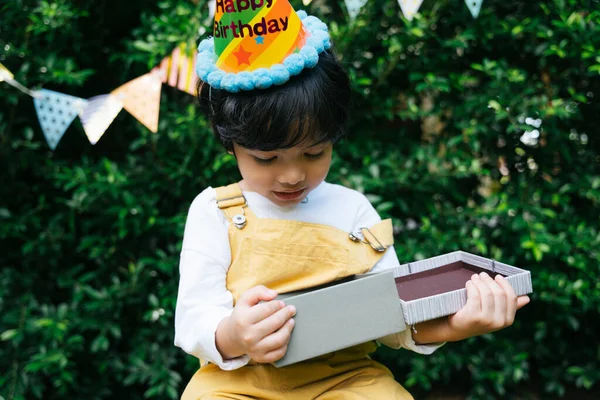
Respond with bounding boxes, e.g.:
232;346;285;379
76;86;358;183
214;183;252;228
215;183;246;209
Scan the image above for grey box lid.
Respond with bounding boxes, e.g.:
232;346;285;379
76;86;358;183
273;270;405;367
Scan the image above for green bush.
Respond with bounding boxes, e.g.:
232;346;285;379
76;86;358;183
1;1;598;399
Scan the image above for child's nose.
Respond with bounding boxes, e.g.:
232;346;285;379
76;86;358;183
278;167;306;186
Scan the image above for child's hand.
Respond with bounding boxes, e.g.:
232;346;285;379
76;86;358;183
216;285;296;363
446;272;530;340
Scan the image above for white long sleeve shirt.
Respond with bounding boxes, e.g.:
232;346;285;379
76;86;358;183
174;182;443;370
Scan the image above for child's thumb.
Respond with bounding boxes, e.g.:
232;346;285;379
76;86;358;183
516;295;530;310
239;285;279;307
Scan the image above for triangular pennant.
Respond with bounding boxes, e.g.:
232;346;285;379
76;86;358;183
80;94;123;145
398;0;424;21
465;0;483;18
0;62;14;82
151;57;169;84
345;0;368;21
112;72;162;133
33;89;88;150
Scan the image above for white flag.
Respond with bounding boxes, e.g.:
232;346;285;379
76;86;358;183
80;94;123;145
209;0;216;19
398;0;424;21
465;0;483;19
345;0;368;21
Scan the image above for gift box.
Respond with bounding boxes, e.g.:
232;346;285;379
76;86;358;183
273;270;406;367
273;251;533;367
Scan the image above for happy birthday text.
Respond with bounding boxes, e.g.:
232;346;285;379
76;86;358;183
214;0;289;39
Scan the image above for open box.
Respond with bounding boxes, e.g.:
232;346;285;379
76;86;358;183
390;251;533;325
273;251;533;367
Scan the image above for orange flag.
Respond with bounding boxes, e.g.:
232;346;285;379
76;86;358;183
111;72;162;133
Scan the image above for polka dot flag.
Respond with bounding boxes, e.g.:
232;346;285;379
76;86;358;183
33;89;88;150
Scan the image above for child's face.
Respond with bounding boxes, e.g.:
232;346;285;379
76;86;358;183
233;141;332;207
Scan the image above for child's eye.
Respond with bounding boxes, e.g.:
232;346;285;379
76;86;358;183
253;156;276;165
304;151;324;160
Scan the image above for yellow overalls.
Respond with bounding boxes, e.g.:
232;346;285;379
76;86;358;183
181;183;413;400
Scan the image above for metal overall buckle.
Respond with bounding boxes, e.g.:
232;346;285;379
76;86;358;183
348;227;386;252
221;196;248;230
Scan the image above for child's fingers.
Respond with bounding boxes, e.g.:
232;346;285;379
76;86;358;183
258;344;289;364
255;318;295;360
253;304;296;338
480;272;507;326
464;276;481;313
247;300;286;324
495;275;518;324
516;295;531;309
472;273;494;317
238;285;279;308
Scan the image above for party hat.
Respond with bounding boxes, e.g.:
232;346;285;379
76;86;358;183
196;0;331;92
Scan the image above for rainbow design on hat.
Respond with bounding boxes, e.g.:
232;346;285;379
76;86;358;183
196;0;331;92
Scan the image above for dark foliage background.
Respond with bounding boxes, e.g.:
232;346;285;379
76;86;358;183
1;0;599;399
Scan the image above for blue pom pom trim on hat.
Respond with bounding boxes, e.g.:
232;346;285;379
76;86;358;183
196;11;331;92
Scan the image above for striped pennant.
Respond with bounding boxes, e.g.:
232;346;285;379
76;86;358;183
152;43;197;96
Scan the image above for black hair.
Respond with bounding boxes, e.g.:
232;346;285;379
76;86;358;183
197;50;351;152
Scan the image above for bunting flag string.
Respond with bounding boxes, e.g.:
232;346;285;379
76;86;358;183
345;0;368;21
465;0;484;19
1;62;42;98
398;0;425;21
2;43;194;150
1;0;489;150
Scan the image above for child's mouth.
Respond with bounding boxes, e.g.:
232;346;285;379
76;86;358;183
273;188;306;201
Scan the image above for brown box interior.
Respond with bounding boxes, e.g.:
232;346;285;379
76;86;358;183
395;261;507;301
